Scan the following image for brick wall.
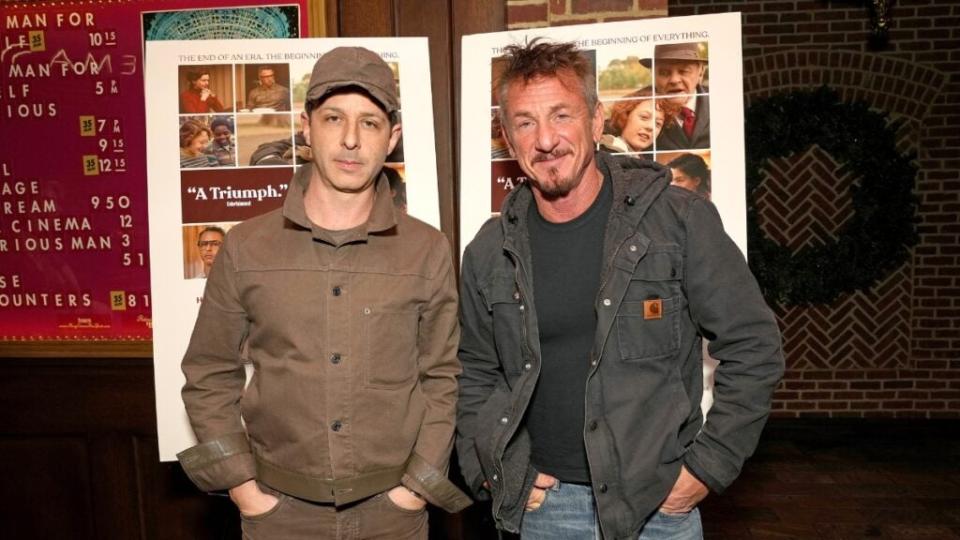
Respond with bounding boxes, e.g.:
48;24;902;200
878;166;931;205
504;0;960;418
506;0;667;28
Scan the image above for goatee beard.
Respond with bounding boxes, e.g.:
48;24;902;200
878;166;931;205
532;168;577;200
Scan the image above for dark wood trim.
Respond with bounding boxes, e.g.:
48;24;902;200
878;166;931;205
395;0;457;249
0;357;240;539
0;340;152;358
323;0;340;37
450;0;505;257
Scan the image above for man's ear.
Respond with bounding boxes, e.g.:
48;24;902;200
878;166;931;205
387;122;402;156
591;101;604;143
300;110;312;147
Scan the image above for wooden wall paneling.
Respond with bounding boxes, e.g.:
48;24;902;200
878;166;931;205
0;358;155;435
396;0;458;249
89;434;143;539
452;0;505;253
0;358;236;539
337;0;395;36
323;0;340;36
1;436;94;538
135;434;240;540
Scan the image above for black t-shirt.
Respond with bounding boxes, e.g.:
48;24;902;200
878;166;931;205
525;176;611;483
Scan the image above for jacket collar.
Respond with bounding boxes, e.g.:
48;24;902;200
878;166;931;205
499;151;671;241
602;151;671;228
283;164;398;244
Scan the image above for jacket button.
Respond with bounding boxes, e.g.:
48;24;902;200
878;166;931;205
588;420;598;431
330;353;341;365
524;363;532;371
492;474;498;481
331;420;343;432
332;286;342;296
598;483;608;493
500;416;509;424
602;298;611;306
629;244;637;252
513;291;520;300
519;304;525;312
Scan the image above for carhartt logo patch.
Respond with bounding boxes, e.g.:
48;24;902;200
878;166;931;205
643;299;662;320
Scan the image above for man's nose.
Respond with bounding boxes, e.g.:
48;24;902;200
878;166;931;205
342;122;359;150
534;122;558;152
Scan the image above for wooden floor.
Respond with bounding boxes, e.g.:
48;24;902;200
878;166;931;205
701;420;960;540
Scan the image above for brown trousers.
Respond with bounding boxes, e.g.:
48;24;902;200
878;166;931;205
241;485;427;540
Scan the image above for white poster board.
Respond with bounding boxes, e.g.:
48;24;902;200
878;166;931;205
146;38;438;461
460;13;746;414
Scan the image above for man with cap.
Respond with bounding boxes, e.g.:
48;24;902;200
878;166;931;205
641;42;710;150
177;46;470;539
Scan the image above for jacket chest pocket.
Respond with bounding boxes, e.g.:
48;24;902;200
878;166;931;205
616;249;683;362
481;275;526;377
362;308;419;388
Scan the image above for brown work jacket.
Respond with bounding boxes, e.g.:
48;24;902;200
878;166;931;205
178;166;470;512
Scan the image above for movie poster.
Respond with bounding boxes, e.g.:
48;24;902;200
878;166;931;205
0;1;304;343
146;37;438;460
460;12;746;255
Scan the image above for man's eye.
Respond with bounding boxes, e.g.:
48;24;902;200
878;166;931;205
362;119;380;129
325;115;341;123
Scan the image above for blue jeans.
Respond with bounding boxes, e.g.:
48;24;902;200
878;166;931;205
520;481;702;540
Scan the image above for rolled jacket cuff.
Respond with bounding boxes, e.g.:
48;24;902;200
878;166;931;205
177;432;256;492
402;453;473;513
682;453;725;495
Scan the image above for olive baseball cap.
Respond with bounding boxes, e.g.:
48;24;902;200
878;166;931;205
306;47;399;113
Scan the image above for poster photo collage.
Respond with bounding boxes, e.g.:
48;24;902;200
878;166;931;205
489;41;712;212
176;60;406;279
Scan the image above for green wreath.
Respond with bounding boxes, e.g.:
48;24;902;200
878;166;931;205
745;87;918;306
